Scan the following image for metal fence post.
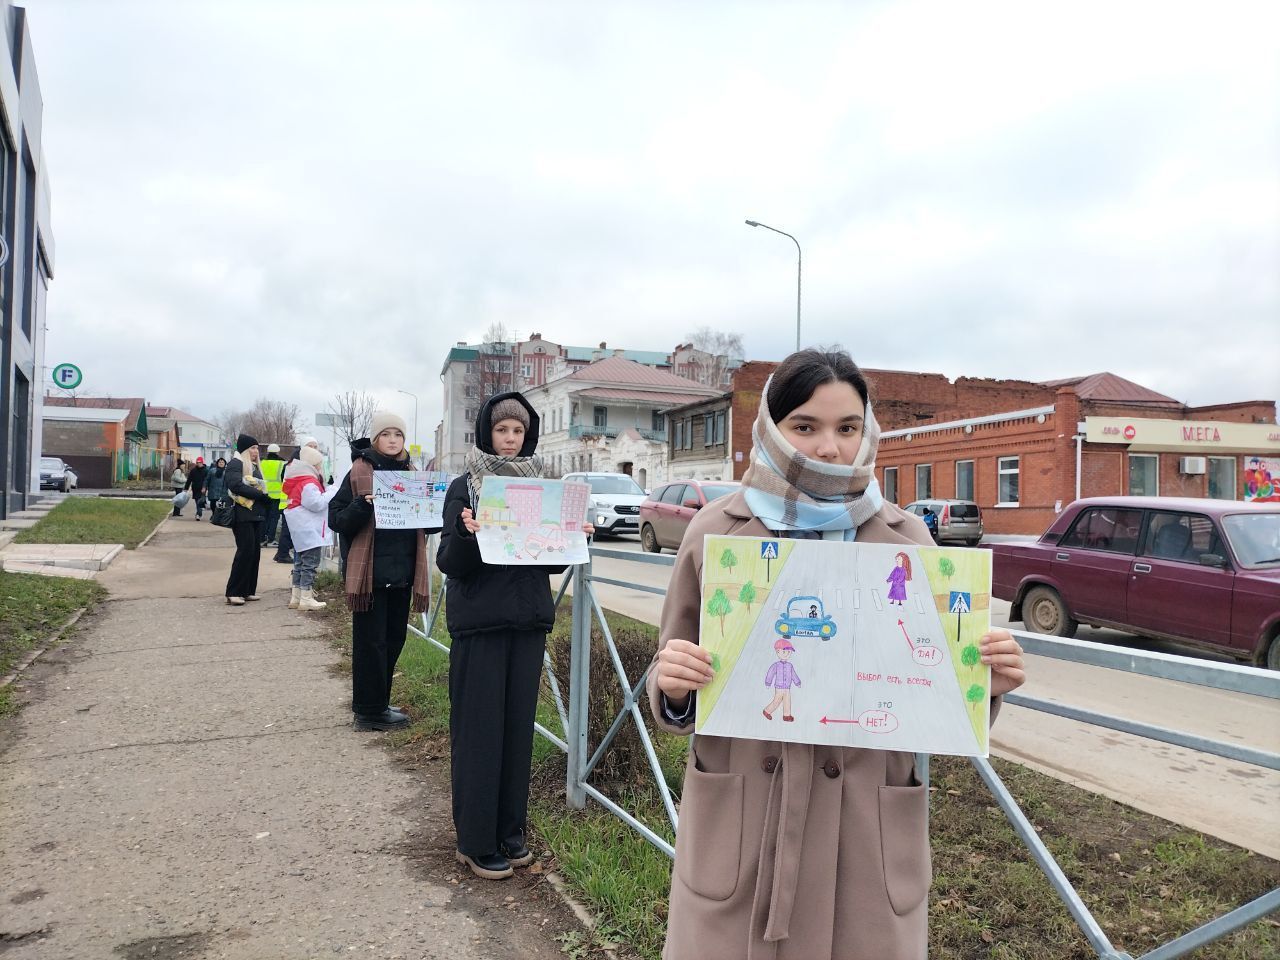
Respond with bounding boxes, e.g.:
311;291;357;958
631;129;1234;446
566;556;592;809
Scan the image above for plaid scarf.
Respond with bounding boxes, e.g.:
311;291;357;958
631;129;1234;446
464;446;545;506
343;458;431;614
740;375;884;536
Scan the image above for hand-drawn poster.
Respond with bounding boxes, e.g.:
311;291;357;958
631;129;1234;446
475;476;592;566
372;471;451;530
695;536;993;757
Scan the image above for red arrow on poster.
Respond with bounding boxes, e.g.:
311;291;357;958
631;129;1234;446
819;715;859;726
898;619;914;651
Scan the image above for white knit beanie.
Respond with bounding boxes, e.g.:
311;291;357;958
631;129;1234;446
369;411;408;441
299;445;324;469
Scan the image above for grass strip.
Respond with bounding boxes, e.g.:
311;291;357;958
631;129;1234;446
0;570;105;714
310;575;1280;960
14;497;172;549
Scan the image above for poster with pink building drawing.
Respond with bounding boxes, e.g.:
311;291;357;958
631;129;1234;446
475;476;592;565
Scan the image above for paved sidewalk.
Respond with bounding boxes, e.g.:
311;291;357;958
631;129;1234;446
0;515;573;959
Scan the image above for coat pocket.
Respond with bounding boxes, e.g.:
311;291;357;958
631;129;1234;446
673;756;744;902
878;784;931;916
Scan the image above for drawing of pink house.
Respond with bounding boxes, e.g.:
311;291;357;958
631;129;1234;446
560;481;590;527
505;484;545;527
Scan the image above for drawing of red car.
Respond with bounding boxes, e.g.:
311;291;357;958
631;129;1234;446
524;522;567;558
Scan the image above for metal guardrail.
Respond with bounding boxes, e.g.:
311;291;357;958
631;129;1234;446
406;542;1280;960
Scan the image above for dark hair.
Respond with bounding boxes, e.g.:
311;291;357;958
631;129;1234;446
767;348;869;422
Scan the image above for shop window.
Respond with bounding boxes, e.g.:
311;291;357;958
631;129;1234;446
1208;457;1236;500
956;460;975;501
1129;454;1158;497
997;457;1020;504
883;467;898;504
915;464;932;500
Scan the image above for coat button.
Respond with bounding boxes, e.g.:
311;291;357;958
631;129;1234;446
762;756;779;774
823;760;841;779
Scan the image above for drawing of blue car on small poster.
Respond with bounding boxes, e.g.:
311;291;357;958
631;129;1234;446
695;535;992;757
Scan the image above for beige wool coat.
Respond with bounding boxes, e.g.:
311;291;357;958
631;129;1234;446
648;491;964;960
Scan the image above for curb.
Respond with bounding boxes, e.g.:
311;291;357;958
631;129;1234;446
137;512;173;550
0;605;91;691
543;870;619;955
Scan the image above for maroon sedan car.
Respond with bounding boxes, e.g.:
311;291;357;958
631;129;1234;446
991;497;1280;668
640;480;740;553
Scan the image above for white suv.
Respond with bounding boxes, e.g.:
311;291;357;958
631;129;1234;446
561;472;647;537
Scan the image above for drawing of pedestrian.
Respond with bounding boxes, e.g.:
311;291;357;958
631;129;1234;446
886;551;912;605
762;638;800;722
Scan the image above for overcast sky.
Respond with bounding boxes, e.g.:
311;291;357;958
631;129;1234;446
23;0;1280;450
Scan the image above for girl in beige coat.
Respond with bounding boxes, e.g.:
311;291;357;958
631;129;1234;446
649;349;1026;960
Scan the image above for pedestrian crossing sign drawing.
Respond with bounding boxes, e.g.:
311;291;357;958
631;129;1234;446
695;535;993;756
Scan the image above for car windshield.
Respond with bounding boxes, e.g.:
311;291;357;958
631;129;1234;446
587;477;644;496
40;458;63;470
701;484;738;502
1222;513;1280;566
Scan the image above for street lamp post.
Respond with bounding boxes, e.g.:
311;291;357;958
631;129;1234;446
397;389;419;466
745;219;802;351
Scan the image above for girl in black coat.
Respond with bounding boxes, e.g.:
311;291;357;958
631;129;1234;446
223;435;271;605
436;392;593;881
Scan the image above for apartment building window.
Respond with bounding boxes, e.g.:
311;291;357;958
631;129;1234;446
1208;456;1236;500
463;432;474;445
1128;454;1158;497
915;464;932;500
956;460;975;501
465;385;477;398
997;457;1020;504
883;467;898;504
521;364;531;378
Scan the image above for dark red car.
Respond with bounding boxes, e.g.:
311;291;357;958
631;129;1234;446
991;497;1280;668
640;480;740;553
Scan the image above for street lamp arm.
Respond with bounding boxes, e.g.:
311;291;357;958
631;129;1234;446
745;218;803;351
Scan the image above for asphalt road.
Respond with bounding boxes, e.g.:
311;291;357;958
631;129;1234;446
573;534;1280;859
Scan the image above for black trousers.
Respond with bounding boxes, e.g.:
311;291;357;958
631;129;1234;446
449;629;546;857
351;586;412;716
226;520;262;598
274;510;293;561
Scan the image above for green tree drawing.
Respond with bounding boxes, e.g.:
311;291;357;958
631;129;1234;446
965;683;987;703
938;557;956;580
709;652;722;674
706;588;733;636
738;581;757;612
720;548;739;578
961;643;981;667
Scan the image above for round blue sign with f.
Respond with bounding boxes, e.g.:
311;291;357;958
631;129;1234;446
52;363;83;390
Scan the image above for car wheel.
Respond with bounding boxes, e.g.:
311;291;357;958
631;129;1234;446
641;524;661;553
1023;585;1078;638
1265;632;1280;672
967;537;981;547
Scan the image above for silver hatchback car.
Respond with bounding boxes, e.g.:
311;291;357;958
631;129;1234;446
904;498;983;546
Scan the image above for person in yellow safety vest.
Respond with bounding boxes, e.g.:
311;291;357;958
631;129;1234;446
258;443;287;547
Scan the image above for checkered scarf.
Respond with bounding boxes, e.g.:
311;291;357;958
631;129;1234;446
343;458;431;614
464;447;545;506
740;375;884;535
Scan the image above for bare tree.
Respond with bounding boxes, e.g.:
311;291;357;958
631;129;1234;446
212;408;246;446
239;398;300;446
326;390;379;445
682;326;745;389
466;322;516;400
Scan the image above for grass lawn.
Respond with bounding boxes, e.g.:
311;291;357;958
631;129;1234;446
310;575;1280;960
14;497;172;549
0;570;105;715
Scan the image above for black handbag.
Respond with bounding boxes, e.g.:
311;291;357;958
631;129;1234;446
211;496;236;528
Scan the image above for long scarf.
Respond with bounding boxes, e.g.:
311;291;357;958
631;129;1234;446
343;458;431;614
463;446;545;506
740;375;884;538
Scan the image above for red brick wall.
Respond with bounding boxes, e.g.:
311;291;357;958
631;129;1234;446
866;369;1053;431
729;362;774;479
1185;401;1276;424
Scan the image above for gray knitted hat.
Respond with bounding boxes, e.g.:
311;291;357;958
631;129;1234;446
489;398;530;429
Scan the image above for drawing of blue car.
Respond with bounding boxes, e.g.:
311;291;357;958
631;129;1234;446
774;595;837;640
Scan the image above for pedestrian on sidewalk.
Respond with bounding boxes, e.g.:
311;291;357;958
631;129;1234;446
170;460;187;517
224;434;272;606
283;439;333;611
186;457;209;521
647;348;1027;960
437;392;594;882
273;443;304;565
206;457;228;508
259;443;286;547
328;413;430;733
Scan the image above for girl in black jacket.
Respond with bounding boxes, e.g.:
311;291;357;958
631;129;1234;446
437;392;593;881
223;435;272;605
328;412;432;732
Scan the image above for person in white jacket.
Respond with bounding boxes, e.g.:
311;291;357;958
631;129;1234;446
282;439;336;611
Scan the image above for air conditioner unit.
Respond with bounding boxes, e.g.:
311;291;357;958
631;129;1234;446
1179;456;1207;475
